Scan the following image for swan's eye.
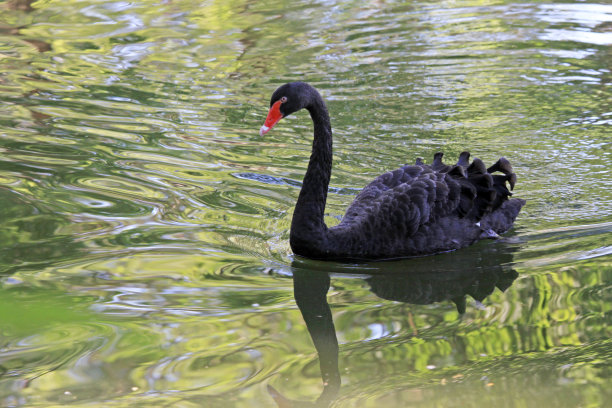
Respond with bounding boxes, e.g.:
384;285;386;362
280;96;287;103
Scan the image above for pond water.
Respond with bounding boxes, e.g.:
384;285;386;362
1;0;611;407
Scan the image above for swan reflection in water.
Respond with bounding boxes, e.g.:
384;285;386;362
268;241;520;408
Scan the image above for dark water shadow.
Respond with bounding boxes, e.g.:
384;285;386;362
269;242;519;407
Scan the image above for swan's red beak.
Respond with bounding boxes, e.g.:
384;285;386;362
260;100;283;136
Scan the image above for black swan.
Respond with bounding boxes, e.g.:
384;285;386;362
260;82;525;261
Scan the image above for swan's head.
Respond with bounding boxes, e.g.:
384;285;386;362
260;82;317;136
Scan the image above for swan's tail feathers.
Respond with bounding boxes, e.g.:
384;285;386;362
487;157;516;190
442;154;522;222
487;157;513;175
447;165;466;178
480;156;523;228
457;181;476;218
492;175;512;206
432;152;449;172
481;198;526;234
468;172;496;219
467;157;487;175
415;157;424;165
433;152;444;166
457;151;470;168
487;157;519;209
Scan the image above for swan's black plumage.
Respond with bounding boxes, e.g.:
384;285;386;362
260;82;525;261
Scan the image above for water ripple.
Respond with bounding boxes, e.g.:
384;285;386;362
1;0;611;406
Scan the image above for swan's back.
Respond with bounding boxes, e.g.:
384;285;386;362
325;152;525;260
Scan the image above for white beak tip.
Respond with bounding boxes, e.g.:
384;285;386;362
259;125;270;136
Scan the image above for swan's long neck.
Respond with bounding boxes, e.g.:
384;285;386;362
290;97;333;256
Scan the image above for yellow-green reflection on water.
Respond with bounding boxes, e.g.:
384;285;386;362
0;0;611;407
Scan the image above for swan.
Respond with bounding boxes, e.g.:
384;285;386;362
260;82;525;261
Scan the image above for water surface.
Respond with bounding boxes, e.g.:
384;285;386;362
0;0;611;407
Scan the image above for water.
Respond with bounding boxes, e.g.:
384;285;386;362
0;0;610;406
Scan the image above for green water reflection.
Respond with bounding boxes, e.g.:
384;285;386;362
0;0;611;407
